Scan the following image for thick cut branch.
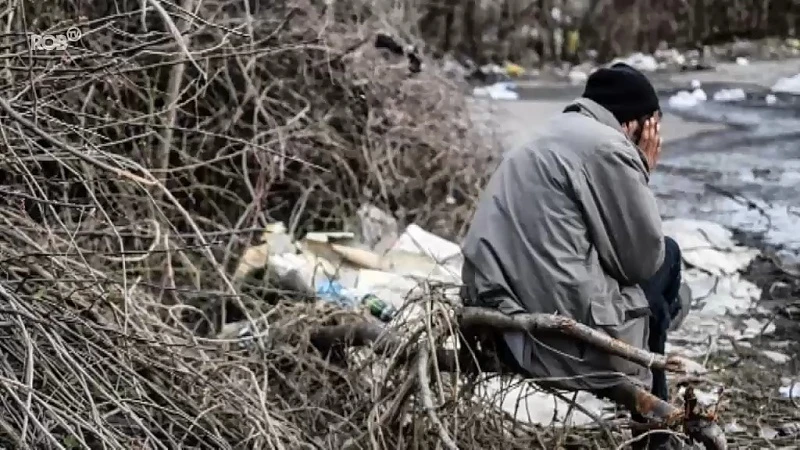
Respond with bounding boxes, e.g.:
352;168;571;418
458;307;687;372
307;307;688;374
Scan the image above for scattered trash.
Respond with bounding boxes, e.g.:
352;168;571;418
232;209;464;325
316;280;358;307
567;69;588;85
472;82;519;100
765;93;778;105
759;425;779;440
655;46;687;67
712;88;746;102
761;350;790;364
661;218;774;371
480;380;613;427
776;422;800;437
735;56;750;66
316;280;397;322
664;219;760;276
668;88;708;109
466;63;509;85
504;62;525;78
779;382;800;398
692;88;708;102
356;203;398;252
392;223;462;264
229;213;778;430
613;52;658;72
565;30;580;56
772;73;800;95
694;389;720;406
691;79;702;89
362;293;398;322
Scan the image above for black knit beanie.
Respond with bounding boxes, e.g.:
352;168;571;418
581;62;660;124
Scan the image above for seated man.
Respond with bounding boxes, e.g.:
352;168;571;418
460;63;683;424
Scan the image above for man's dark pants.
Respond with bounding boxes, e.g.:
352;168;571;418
640;236;683;401
631;237;684;449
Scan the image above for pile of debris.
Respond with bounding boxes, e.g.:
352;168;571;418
223;203;800;448
224;204;463;339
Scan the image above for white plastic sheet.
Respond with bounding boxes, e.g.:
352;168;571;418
472;82;519;100
667;88;708;109
772;73;800;95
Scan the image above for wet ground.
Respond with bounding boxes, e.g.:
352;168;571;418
652;98;800;259
471;59;800;263
655;90;800;262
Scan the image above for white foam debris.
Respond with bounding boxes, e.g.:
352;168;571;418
772;73;800;95
713;88;746;102
668;88;707;109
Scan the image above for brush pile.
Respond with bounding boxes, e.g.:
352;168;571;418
5;0;797;448
0;0;553;447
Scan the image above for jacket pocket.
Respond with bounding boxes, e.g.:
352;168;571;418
589;289;650;328
589;296;622;327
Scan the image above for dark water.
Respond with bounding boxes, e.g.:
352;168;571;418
655;89;800;262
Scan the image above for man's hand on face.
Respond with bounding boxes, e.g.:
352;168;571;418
638;117;662;172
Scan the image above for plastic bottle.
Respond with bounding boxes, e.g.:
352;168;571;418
361;293;397;323
315;280;397;322
316;280;355;307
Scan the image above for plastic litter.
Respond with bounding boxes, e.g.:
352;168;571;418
766;94;778;105
779;382;800;398
667;88;707;109
568;69;588;85
712;88;746;102
316;280;397;322
772;73;800;95
613;52;658;72
472;82;519;100
504;62;525;78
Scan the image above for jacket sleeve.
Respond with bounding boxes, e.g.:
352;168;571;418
577;141;665;286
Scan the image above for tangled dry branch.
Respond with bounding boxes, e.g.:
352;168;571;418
0;0;785;448
0;0;590;448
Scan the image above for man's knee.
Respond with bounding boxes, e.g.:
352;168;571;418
662;236;685;321
663;236;681;268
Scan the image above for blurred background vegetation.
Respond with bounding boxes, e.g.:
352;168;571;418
399;0;798;65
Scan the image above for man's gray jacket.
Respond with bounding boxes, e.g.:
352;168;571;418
460;97;665;392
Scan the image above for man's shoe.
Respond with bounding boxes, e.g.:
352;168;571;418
668;283;692;332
